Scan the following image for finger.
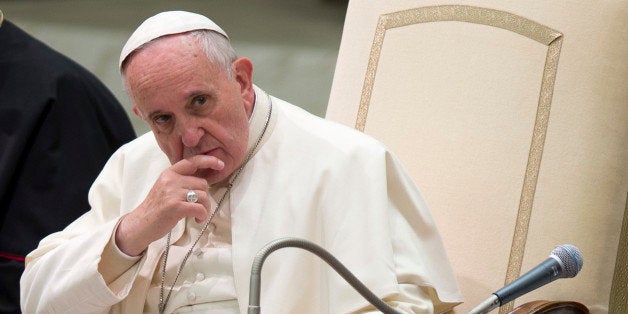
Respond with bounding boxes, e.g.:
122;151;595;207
180;189;211;222
178;175;210;192
171;155;225;176
177;202;209;223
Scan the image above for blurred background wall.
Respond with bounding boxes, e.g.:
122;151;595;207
0;0;347;135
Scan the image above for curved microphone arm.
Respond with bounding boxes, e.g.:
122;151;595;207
248;237;402;314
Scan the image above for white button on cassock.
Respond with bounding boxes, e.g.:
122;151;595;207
196;273;205;281
187;292;196;302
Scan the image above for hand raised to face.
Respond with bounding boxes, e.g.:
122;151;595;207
114;155;224;257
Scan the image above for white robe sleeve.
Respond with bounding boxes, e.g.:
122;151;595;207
20;147;145;313
326;150;463;313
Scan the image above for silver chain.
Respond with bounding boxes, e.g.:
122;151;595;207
159;97;272;314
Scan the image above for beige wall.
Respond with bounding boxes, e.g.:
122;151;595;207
0;0;345;135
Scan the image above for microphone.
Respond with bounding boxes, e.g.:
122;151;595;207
248;237;402;314
469;244;584;314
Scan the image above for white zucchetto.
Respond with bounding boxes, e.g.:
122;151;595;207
119;10;228;70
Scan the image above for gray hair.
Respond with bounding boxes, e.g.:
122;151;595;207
188;30;238;77
121;30;238;90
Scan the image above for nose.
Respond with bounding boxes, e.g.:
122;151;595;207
180;119;204;148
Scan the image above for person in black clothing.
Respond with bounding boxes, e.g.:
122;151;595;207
0;12;136;313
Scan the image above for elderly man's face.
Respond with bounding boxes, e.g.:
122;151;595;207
125;35;255;184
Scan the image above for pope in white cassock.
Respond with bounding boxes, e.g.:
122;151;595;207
20;11;463;314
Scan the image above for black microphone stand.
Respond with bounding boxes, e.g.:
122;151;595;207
248;237;402;314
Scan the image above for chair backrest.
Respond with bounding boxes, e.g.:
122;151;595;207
325;1;627;313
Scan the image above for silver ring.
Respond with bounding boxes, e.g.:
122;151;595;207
186;190;198;203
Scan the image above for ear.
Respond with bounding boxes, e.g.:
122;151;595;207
232;57;255;114
132;105;143;119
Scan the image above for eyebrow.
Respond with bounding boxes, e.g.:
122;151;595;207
147;110;167;121
185;90;215;107
143;88;214;120
185;90;206;101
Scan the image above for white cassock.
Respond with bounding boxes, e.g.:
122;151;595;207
21;86;463;313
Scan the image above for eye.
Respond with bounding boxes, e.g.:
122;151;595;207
150;113;174;134
192;95;207;108
152;114;172;126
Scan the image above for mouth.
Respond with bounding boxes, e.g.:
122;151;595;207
203;148;220;157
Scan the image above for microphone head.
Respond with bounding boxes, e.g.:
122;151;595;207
551;244;583;278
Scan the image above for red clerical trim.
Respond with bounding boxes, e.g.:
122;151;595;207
0;252;26;262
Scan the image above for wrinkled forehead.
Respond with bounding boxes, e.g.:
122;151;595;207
119;10;228;71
